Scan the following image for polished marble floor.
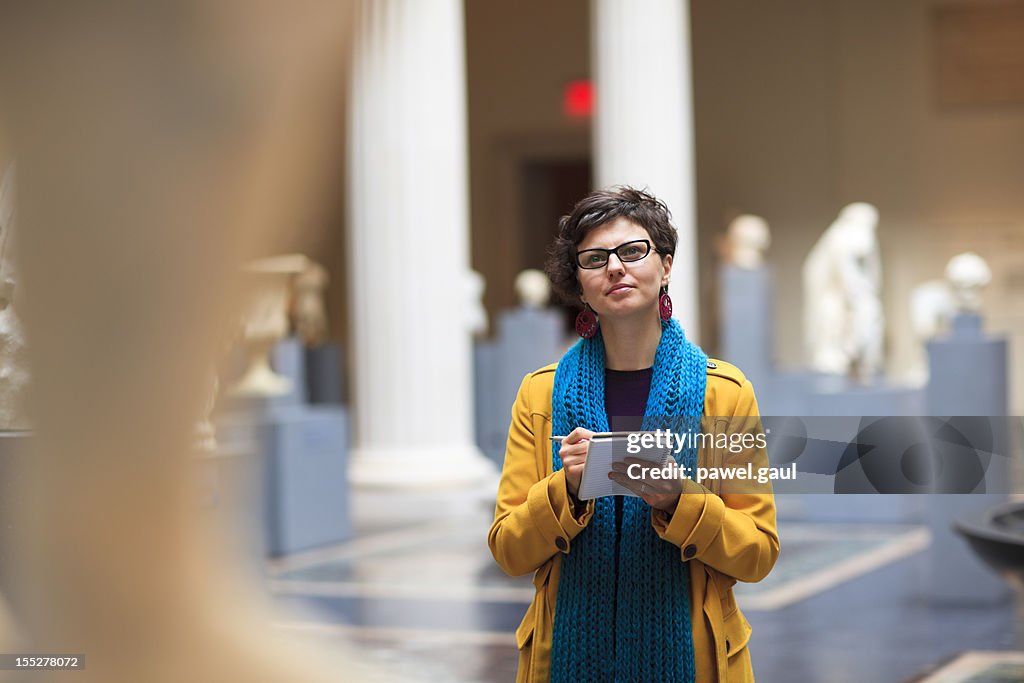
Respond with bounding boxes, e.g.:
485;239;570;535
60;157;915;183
267;488;1024;683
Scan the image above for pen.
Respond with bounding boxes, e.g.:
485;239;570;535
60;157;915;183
550;431;633;442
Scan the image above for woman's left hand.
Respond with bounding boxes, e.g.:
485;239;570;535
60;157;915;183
608;458;682;513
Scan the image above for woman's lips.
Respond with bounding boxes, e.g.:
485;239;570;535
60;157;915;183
606;284;634;295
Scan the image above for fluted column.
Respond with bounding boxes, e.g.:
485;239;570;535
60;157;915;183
347;0;494;487
592;0;700;340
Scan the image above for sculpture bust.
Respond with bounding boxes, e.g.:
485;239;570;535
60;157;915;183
725;214;771;269
945;251;991;313
290;259;329;346
803;202;884;380
514;268;551;309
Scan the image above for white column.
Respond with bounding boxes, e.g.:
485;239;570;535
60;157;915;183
592;0;700;341
347;0;494;488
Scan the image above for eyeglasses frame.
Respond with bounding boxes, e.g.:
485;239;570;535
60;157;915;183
575;239;656;270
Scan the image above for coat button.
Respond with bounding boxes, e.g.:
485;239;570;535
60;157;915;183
706;360;717;369
555;537;568;552
726;639;731;653
683;544;697;559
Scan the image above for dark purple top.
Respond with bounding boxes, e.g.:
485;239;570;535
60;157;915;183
603;367;653;632
604;367;653;430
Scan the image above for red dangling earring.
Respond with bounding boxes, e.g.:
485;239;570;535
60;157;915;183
659;286;673;321
575;304;598;338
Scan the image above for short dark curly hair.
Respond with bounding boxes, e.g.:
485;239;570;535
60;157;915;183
544;186;677;304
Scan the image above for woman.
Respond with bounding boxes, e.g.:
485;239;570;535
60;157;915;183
488;187;779;682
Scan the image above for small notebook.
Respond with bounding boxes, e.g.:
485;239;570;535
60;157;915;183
576;431;674;500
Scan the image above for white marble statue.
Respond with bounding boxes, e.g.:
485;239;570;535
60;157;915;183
803;202;884;380
515;268;552;308
906;252;992;383
290;259;329;346
229;254;307;397
945;251;991;314
465;270;488;337
725;214;771;269
0;162;30;431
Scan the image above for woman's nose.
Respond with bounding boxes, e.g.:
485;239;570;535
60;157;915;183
605;252;626;274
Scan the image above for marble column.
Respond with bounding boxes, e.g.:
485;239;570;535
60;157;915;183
347;0;494;487
592;0;700;340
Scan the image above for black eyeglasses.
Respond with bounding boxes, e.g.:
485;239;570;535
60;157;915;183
575;240;654;269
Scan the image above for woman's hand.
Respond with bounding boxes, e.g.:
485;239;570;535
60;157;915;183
559;427;594;497
608;458;682;513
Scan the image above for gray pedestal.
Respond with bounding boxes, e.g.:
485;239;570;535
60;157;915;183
474;307;566;465
494;307;564;390
196;441;267;568
796;381;925;523
474;341;504;465
271;337;308;404
808;382;924;417
760;372;813;417
217;404;351;557
719;265;774;392
923;312;1011;604
305;343;345;405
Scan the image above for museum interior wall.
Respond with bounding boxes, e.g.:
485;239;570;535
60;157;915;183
464;0;1023;409
255;0;1022;410
464;0;591;317
691;0;1024;408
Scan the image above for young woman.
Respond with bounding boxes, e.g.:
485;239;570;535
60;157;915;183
488;187;779;682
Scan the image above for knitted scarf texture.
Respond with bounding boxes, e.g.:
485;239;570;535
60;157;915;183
550;317;707;683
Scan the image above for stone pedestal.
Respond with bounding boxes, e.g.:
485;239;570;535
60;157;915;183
195;439;267;569
271;337;307;405
719;266;774;393
473;341;503;465
475;307;565;464
217;404;351;557
923;312;1011;604
305;343;345;405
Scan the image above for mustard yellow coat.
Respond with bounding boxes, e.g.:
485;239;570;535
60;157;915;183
488;360;779;683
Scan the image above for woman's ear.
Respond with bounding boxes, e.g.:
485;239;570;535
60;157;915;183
661;253;673;285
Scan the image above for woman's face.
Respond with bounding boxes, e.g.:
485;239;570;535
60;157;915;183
576;217;672;321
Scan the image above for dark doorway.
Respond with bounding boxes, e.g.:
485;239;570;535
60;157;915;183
520;158;592;329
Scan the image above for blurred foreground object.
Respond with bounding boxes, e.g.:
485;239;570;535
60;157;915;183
724;214;771;270
0;162;29;431
0;2;386;681
803;202;884;380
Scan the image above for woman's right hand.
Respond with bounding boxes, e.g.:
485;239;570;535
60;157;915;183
559;427;594;497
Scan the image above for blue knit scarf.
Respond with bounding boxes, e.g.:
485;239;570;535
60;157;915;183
550;317;707;683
